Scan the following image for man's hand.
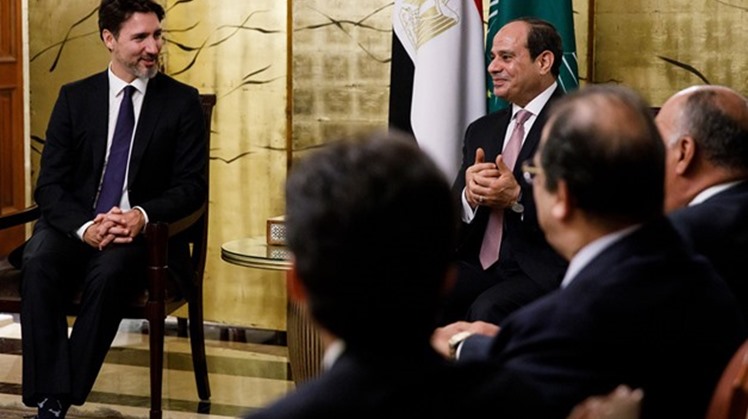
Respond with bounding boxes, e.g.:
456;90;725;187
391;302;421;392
466;148;500;208
566;385;643;419
84;207;145;250
466;149;522;210
485;154;522;208
431;320;501;359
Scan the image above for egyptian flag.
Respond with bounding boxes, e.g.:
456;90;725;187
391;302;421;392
389;0;486;183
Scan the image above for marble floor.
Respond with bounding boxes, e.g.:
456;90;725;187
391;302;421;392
0;314;295;418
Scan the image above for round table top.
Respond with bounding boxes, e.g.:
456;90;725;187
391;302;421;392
221;236;291;271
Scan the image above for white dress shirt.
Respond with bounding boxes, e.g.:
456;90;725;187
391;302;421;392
76;66;151;239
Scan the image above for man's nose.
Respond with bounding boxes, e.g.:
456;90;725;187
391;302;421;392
488;58;500;74
144;37;161;54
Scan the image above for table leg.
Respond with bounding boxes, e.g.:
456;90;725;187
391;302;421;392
286;274;323;384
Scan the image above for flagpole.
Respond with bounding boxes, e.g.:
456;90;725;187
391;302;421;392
587;0;595;85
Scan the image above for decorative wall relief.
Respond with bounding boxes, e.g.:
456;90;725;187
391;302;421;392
292;0;393;162
594;0;748;105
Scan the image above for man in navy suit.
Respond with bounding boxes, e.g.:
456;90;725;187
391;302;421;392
20;1;206;417
442;18;567;325
656;85;748;328
433;85;745;418
244;132;543;419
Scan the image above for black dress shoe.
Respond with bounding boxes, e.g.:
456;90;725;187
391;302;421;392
36;397;69;419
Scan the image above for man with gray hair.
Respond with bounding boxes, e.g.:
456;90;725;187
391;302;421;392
656;85;748;327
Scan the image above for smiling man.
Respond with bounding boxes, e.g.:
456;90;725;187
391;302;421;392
443;18;567;326
19;1;207;417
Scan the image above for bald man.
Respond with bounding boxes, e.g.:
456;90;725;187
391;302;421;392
656;85;748;327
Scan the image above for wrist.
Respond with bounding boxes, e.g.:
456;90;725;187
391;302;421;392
448;331;473;360
510;189;524;213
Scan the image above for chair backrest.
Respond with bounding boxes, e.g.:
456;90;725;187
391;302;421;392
187;93;216;289
705;340;748;419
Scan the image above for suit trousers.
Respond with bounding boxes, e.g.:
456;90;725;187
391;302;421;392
438;259;549;326
20;221;146;406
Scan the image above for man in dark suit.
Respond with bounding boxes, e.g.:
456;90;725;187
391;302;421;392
244;132;543;419
20;1;206;417
442;18;567;325
656;85;748;328
433;85;745;418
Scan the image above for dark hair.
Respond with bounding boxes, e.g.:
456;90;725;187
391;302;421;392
285;130;457;352
540;84;664;224
98;0;165;40
682;89;748;171
511;17;563;78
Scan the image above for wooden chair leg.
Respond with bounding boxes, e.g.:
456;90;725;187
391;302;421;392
148;302;165;419
189;287;211;401
177;317;188;337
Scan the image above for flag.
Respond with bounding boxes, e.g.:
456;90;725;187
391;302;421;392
389;0;486;183
485;0;579;112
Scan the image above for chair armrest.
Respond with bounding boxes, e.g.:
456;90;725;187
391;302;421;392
143;202;207;302
166;202;207;238
0;205;40;230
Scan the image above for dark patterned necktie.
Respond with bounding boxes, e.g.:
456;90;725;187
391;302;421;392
95;85;135;215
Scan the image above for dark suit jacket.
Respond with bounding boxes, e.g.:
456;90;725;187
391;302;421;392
453;87;566;290
669;180;748;328
33;70;206;293
243;348;547;419
460;217;745;418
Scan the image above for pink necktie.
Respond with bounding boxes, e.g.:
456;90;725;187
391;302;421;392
479;109;532;269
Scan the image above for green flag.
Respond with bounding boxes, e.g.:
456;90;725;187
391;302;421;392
486;0;579;112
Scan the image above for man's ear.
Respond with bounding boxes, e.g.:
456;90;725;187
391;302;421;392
551;179;572;221
287;264;308;304
536;50;554;75
102;29;115;51
674;136;697;176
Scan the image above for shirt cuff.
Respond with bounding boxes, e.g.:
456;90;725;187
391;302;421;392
133;206;149;232
460;188;477;223
76;221;94;241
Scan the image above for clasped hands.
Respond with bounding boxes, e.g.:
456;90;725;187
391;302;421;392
431;320;500;359
84;206;145;250
465;148;521;210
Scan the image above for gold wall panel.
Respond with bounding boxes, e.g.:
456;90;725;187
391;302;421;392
594;0;748;105
291;0;392;162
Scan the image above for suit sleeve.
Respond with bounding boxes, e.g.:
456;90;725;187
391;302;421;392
35;85;98;234
135;87;207;222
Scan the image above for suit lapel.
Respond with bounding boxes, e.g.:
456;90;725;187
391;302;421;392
488;109;512;160
91;72;110;178
516;87;564;167
128;73;165;183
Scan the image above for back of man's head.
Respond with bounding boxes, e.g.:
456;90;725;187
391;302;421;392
285;131;457;354
678;86;748;174
540;84;665;225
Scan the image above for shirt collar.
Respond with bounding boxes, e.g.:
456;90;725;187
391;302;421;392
321;338;346;371
107;65;149;95
561;224;641;288
689;180;746;206
511;81;557;119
